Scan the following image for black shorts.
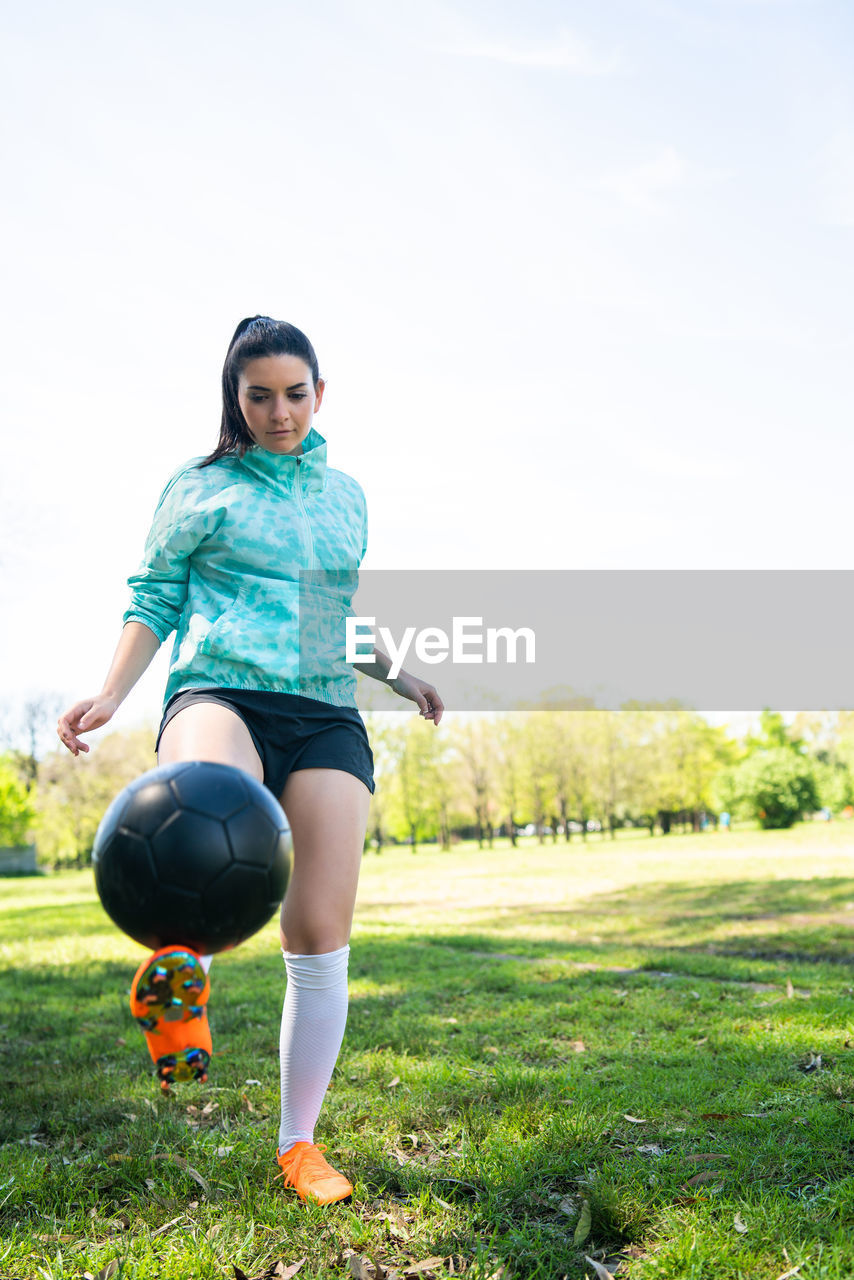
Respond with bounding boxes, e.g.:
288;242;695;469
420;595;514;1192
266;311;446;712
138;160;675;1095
155;687;375;800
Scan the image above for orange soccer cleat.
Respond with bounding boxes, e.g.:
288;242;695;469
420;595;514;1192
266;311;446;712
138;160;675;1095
129;946;211;1091
275;1141;353;1205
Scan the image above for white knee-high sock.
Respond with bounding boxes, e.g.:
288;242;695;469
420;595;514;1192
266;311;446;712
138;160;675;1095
278;945;350;1155
199;955;213;974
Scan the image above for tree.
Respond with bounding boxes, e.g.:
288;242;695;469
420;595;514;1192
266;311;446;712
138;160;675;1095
0;693;65;792
518;713;558;843
539;712;595;842
728;747;819;829
362;712;394;852
456;716;498;848
33;728;157;867
382;716;442;851
0;756;35;846
491;714;525;844
587;712;629;839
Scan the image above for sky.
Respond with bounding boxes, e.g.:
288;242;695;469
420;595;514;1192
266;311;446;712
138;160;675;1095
1;0;852;750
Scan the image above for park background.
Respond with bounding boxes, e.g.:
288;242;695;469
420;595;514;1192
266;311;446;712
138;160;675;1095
3;2;854;1279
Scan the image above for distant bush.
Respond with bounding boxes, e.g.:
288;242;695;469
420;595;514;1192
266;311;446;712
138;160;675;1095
729;748;819;829
33;728;157;869
0;756;35;846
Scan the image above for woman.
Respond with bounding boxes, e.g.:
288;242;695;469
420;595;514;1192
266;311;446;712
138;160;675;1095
57;315;443;1206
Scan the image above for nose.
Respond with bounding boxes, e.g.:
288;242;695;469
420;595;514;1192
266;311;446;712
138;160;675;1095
271;394;289;424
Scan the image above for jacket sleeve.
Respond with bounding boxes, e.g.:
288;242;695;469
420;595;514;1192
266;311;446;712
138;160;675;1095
360;500;368;563
123;463;213;644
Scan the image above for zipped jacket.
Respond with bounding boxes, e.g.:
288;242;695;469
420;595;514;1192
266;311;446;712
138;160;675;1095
123;427;368;709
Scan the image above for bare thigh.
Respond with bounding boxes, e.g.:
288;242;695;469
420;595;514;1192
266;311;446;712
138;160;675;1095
279;769;372;956
157;701;264;782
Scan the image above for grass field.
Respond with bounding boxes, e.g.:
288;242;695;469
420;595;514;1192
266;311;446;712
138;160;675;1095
3;822;854;1279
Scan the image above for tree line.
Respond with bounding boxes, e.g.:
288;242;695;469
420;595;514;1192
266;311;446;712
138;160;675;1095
3;699;853;868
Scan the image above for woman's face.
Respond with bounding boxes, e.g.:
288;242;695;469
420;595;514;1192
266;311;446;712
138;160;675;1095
237;353;325;455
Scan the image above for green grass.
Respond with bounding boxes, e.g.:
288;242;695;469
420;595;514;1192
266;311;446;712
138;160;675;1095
3;822;854;1278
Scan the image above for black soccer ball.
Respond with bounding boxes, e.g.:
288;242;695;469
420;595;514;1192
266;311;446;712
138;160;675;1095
92;760;291;954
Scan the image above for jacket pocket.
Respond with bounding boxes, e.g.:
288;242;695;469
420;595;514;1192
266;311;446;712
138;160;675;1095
197;579;300;681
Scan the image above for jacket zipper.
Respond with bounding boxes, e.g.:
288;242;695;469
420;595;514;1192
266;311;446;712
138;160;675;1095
294;457;316;570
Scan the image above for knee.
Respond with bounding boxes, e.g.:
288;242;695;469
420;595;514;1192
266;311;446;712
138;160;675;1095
279;924;350;955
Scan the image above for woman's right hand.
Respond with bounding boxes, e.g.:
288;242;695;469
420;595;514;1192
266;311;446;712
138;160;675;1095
57;695;119;756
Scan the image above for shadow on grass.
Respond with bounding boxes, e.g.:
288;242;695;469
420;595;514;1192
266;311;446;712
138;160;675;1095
0;899;117;942
430;876;854;970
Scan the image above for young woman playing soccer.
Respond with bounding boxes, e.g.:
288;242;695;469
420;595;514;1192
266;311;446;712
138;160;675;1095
57;316;443;1205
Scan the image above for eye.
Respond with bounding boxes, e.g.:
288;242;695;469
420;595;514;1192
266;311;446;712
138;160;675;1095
248;393;267;402
290;393;308;401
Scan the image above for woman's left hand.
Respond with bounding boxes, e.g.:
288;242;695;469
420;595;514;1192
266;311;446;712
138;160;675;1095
389;671;444;724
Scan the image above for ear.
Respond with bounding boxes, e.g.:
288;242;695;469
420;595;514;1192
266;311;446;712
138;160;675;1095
313;378;326;412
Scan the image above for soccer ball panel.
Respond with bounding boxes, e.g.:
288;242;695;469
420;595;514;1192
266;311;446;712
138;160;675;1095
226;806;280;866
203;863;278;944
170;761;250;821
150;811;233;890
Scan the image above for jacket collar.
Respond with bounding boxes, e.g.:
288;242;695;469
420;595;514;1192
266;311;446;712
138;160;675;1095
238;426;327;494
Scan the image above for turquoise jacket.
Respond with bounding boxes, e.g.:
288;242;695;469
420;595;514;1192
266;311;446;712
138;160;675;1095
123;427;368;710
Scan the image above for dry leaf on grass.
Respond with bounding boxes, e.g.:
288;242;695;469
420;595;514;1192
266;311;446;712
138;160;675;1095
733;1213;748;1234
773;1267;802;1280
277;1260;307;1279
684;1171;721;1187
151;1214;184;1239
584;1256;616;1279
573;1198;592;1245
233;1262;306;1280
685;1153;731;1162
786;978;795;998
403;1256;446;1276
96;1264;119;1280
387;1076;402;1089
622;1114;647;1124
153;1152;210;1194
636;1144;667;1156
348;1256;373;1280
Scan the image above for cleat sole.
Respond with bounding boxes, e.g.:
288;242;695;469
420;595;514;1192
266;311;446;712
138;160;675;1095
129;947;212;1089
